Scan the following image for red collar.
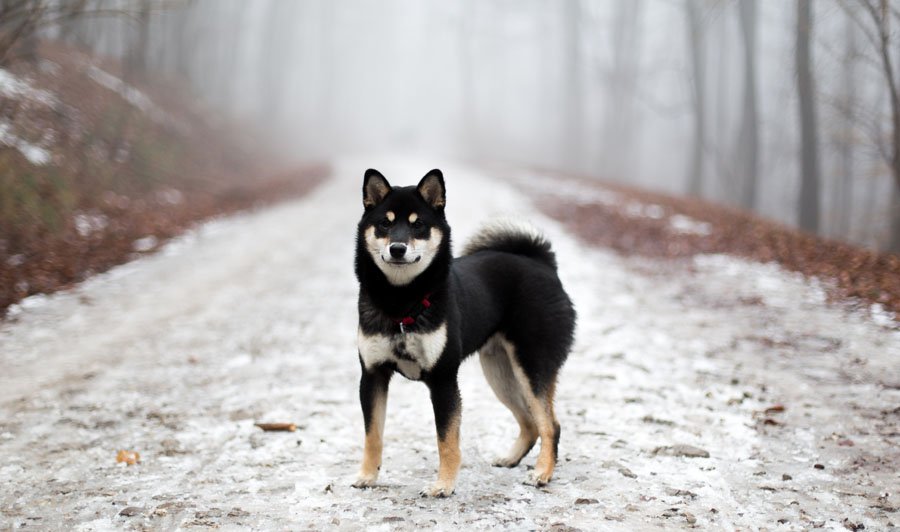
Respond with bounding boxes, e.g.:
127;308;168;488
393;293;432;332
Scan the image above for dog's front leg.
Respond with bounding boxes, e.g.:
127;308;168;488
420;376;462;497
352;362;391;488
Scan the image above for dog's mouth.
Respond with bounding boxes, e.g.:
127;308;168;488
382;255;423;265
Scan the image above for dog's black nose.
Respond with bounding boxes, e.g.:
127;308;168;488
389;243;407;258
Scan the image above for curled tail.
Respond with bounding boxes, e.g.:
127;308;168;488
461;218;557;269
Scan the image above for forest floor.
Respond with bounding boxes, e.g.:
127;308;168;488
1;158;898;532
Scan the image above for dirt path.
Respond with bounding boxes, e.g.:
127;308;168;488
1;159;898;531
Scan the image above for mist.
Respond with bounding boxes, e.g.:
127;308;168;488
66;0;900;251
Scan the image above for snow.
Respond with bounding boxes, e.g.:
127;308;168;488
0;69;57;164
0;121;51;165
132;236;159;252
513;169;715;237
74;213;109;238
0;68;58;107
86;65;161;118
669;214;713;236
1;159;899;531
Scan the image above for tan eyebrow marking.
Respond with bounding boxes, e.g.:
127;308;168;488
409;213;418;223
386;211;395;222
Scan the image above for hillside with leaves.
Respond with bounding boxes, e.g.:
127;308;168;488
0;43;326;313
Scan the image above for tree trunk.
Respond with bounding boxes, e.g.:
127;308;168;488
879;0;900;253
796;0;820;234
890;179;900;253
560;0;583;169
836;16;857;239
126;0;152;80
737;0;759;210
600;0;643;181
685;0;705;196
458;0;477;157
260;0;288;123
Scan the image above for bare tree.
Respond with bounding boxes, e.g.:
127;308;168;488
839;0;900;252
0;0;187;67
125;0;152;78
834;14;858;238
560;0;583;168
600;0;643;181
796;0;821;233
0;0;45;64
736;0;759;210
684;0;706;196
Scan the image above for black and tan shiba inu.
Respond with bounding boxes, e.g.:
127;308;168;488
352;168;575;497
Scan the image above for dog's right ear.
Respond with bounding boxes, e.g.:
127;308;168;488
363;169;391;209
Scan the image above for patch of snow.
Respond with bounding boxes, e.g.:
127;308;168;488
624;201;665;219
513;170;621;206
0;121;52;165
0;68;58;106
132;236;158;252
669;214;713;236
870;303;898;328
6;253;25;267
74;213;108;238
86;65;158;116
13;292;49;310
515;172;711;236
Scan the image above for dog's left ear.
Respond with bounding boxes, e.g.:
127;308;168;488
417;169;445;211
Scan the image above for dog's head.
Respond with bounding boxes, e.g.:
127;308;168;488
357;168;449;286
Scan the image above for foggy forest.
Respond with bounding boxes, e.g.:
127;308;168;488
43;0;900;252
2;1;900;530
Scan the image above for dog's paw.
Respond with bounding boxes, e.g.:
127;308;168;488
419;480;455;498
523;470;551;487
351;473;378;489
492;456;521;468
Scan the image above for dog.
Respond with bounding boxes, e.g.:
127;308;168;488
352;168;575;497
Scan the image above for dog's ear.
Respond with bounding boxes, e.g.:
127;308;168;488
417;169;445;211
363;169;391;209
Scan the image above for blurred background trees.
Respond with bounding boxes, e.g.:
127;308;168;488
2;0;899;254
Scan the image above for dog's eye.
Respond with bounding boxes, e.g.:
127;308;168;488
378;218;392;229
411;220;424;230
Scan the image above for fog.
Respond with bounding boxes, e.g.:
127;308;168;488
75;0;900;251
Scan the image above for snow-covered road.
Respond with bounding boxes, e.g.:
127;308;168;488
2;159;899;531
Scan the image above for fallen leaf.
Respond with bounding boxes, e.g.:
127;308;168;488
116;450;140;465
254;422;296;432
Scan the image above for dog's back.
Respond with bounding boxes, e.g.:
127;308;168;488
450;219;575;367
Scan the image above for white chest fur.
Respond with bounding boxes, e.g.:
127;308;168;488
358;323;448;380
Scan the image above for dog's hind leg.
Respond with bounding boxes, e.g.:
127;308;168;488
522;378;560;487
352;363;392;489
481;335;560;486
479;336;538;467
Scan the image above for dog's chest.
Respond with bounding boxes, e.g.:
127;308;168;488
358;324;447;380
